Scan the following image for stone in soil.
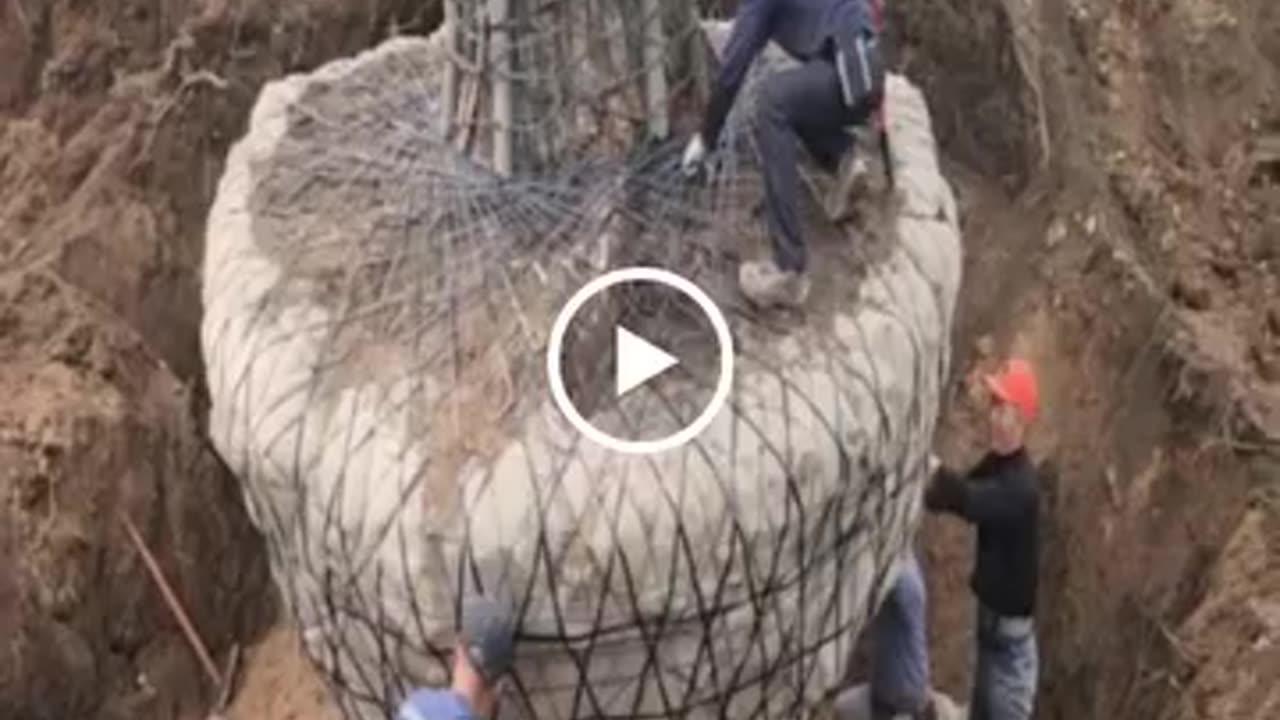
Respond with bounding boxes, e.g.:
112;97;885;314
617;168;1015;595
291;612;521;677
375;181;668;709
1171;271;1214;311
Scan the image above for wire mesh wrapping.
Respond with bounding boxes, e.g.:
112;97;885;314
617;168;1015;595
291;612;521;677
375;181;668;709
200;5;961;719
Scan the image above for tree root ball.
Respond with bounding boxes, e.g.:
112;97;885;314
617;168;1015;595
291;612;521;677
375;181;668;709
201;24;961;720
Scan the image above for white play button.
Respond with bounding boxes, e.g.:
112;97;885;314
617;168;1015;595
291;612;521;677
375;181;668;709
615;325;679;397
547;266;734;454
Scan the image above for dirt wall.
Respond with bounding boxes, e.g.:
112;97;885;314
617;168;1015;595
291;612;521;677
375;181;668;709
888;0;1280;717
0;1;439;717
0;269;272;720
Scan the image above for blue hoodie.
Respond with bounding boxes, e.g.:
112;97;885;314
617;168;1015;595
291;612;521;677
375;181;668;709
702;0;879;146
869;549;930;711
396;688;477;720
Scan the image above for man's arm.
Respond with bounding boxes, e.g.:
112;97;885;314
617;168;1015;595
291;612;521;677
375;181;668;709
925;464;1031;526
923;464;967;516
397;688;475;720
701;0;776;147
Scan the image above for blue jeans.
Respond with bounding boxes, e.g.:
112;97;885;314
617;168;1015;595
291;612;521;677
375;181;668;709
754;38;884;272
970;604;1038;720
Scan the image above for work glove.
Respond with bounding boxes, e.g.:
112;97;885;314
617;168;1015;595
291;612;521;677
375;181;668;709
681;134;708;178
923;455;964;513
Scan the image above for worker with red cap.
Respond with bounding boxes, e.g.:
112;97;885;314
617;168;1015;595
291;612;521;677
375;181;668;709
925;358;1041;720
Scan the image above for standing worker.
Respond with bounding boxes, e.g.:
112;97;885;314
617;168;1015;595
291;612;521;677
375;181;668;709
681;0;886;309
396;594;517;720
924;358;1042;720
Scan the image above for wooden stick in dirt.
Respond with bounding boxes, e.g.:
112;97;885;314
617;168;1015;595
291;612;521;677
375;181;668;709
121;513;223;689
214;644;242;712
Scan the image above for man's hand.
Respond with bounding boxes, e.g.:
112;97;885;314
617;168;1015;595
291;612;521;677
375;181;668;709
681;134;708;177
924;457;965;514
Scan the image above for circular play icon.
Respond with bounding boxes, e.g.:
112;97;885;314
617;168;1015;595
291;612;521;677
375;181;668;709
546;267;734;454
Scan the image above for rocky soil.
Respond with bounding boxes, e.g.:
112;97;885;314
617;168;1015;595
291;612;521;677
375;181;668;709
0;0;1277;719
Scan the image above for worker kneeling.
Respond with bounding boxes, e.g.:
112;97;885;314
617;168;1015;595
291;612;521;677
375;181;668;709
834;548;953;720
396;594;516;720
682;0;886;309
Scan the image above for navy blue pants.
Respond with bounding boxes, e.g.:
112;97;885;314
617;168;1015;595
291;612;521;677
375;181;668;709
755;38;884;272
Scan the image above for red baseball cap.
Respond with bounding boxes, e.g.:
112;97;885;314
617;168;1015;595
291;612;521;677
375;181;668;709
984;358;1040;423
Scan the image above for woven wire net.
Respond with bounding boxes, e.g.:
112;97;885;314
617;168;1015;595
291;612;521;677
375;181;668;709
201;2;960;718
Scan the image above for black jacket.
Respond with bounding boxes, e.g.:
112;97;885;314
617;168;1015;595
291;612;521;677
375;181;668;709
925;448;1039;617
703;0;879;146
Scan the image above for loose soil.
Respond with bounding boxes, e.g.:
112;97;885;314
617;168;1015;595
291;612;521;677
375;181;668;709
1;0;1277;719
223;627;339;720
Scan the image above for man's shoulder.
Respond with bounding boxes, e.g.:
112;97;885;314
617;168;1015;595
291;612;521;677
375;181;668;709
981;449;1038;481
1010;451;1043;517
398;688;476;720
1014;449;1041;485
896;561;928;607
884;553;927;608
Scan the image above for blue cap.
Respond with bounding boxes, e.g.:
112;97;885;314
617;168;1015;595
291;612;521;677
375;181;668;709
460;594;516;682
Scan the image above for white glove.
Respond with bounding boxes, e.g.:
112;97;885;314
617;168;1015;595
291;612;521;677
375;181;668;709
681;134;708;177
927;453;942;475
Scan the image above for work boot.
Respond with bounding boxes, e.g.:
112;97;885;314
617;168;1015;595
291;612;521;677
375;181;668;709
824;150;871;223
739;259;811;309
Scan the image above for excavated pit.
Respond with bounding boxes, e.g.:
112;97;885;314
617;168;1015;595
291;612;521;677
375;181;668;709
1;1;1277;719
885;2;1280;718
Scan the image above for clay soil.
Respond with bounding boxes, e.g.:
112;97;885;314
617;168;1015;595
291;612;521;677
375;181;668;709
2;0;1278;719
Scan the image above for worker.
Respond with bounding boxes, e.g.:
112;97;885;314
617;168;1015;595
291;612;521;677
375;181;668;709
833;544;935;720
395;594;516;720
924;358;1041;720
681;0;886;309
874;546;937;719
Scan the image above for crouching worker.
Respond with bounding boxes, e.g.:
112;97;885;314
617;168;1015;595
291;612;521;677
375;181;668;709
396;594;516;720
835;547;936;720
680;0;886;309
925;358;1042;720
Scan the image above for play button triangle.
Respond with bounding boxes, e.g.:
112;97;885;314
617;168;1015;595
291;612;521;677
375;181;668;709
615;325;679;397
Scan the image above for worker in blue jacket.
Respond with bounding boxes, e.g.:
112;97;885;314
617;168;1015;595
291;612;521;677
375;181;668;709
395;594;516;720
682;0;886;309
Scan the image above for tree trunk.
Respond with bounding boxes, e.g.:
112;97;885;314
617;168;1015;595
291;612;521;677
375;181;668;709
488;0;513;175
641;0;670;140
444;0;706;175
